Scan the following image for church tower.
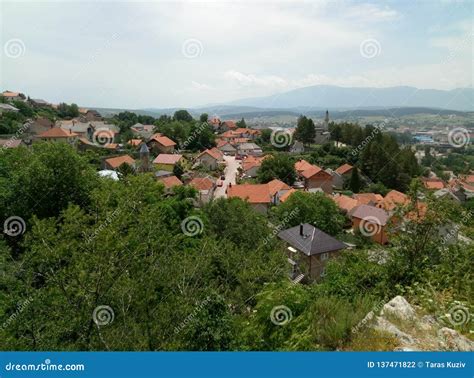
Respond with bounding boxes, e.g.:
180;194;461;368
324;110;329;130
139;143;150;172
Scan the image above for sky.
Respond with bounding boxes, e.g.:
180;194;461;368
0;0;472;109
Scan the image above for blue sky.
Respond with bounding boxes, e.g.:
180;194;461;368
1;0;472;108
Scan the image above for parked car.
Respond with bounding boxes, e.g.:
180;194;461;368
217;180;224;187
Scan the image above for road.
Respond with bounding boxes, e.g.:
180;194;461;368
214;155;240;198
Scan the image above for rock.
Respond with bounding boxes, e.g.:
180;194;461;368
381;296;416;321
394;346;420;351
420;315;437;331
437;327;474;351
373;316;417;345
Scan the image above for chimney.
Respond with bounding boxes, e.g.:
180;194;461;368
299;223;303;236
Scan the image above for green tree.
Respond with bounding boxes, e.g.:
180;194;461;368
273;191;344;236
257;154;296;185
173;110;193;122
199;113;209;123
294;116;315;146
348;167;361;193
236;118;247;128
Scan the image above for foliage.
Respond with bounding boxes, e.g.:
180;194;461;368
257;154;297;185
294;115;316;146
273;191;344;236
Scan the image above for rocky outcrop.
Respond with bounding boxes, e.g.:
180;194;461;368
360;296;473;351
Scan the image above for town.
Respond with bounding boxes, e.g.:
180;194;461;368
1;88;472;352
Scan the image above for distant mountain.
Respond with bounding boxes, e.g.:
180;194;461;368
227;85;474;112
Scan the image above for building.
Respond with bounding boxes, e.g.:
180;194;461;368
153;154;184;171
241;156;264;178
278;223;346;281
227;179;290;213
30;99;50;108
236;142;263;157
131;123;155;139
158;175;183;193
37;127;79;143
1;91;24;102
189;177;215;204
0;103;19;114
104;155;135;171
290;141;304;154
195;148;224;170
217;140;237;155
147;134;177;154
351;204;390;245
299;164;333;193
0;139;25;149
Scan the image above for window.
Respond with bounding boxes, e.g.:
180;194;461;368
321;253;329;261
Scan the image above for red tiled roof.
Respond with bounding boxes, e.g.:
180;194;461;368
197;147;223;161
222;120;237;129
105;155;135;169
153;154;183;165
295;159;313;172
153;135;176;147
128;139;143;147
301;165;323;179
2;91;20;97
353;193;383;206
335;163;353;175
279;188;297;203
333;194;358;213
378;190;409;211
158;175;183;188
267;179;291;196
189;177;214;191
38;127;78;138
227;184;272;204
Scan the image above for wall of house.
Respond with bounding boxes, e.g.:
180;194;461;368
296;251;341;280
154;163;175;172
198;155;217;170
352;217;389;244
305;172;333;193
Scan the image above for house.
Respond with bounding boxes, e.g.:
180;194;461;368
0;138;25;149
153;154;184;171
37;127;79;143
80;109;103;121
332;194;359;215
295;159;314;174
104;155;135;170
127;139;143;148
0;103;19;114
29;99;50;108
220;120;237;131
279;188;297;203
227;179;290;213
24;117;54;137
299;164;333;193
351;204;391;245
422;177;445;190
326;168;343;190
208;116;221;129
217;140;237;155
131;123;155;139
195;148;224;170
434;188;464;203
290;141;304;154
353;193;383;206
1;91;24;102
147;133;176;154
278;223;346;281
158;175;183;192
236;142;263;157
242;156;264;178
189;177;215;204
335;163;354;178
377;190;409;211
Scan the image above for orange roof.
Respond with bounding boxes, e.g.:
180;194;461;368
38;127;78;138
378;190;409;211
220;130;239;138
158;175;183;188
295;159;314;172
353;193;383;206
189;177;214;191
423;180;445;190
197;147;223;161
227;184;272;204
217;140;228;148
105;155;135;169
231;137;250;144
335;163;353;175
301;165;323;179
222;120;237;129
267;179;291;196
153;154;183;165
333;194;359;213
128;139;143;147
463;175;474;184
2;91;20;97
279;188;297;203
151;135;176;147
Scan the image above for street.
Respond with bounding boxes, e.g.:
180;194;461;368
214;155;240;198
